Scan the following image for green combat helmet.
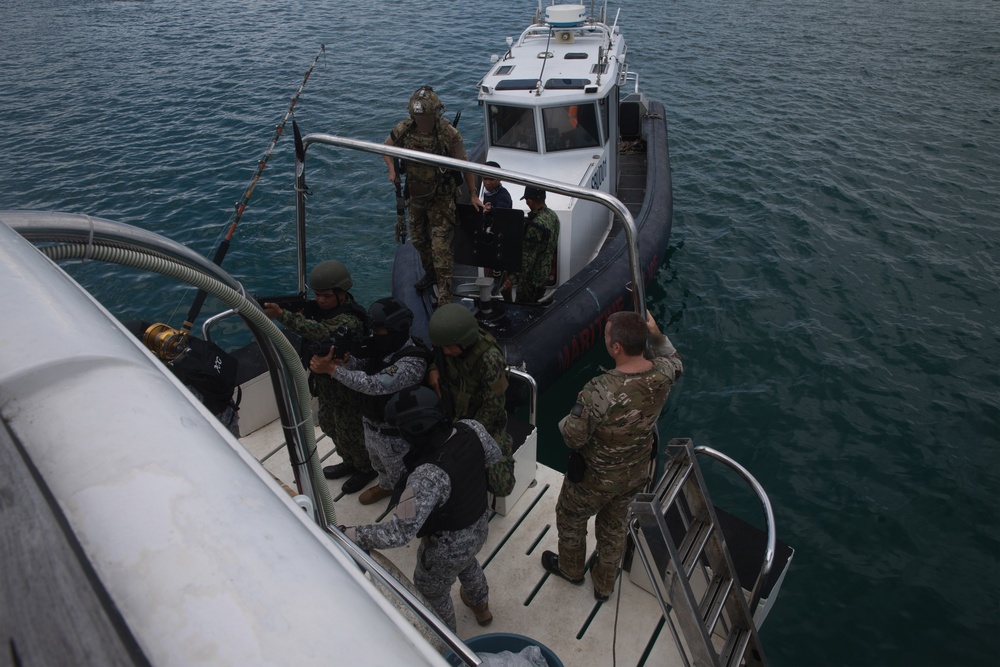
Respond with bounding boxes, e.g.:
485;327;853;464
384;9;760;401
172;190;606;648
428;303;480;348
309;260;353;292
407;86;445;118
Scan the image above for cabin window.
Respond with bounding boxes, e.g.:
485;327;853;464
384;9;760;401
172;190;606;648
488;105;539;152
542;103;600;151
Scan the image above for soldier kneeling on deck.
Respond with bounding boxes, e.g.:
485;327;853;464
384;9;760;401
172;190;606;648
342;386;499;631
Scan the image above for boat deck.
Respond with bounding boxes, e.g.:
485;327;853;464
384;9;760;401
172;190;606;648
241;416;687;667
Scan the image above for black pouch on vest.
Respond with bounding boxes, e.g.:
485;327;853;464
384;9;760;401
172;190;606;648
567;451;586;483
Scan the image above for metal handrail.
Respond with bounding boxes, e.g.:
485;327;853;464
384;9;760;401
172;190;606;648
507;366;538;426
296;133;646;318
693;445;776;616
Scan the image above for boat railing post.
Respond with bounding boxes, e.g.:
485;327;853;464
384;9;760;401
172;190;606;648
507;367;538;426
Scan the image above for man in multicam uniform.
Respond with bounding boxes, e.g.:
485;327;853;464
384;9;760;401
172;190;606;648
383;86;484;304
262;260;376;494
343;386;500;631
502;186;559;303
425;303;515;497
310;298;430;505
541;310;683;601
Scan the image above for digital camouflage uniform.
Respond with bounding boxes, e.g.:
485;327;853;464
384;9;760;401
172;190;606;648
351;420;501;631
386;117;468;302
556;331;683;598
437;329;515;496
332;337;429;491
278;302;372;475
510;205;559;302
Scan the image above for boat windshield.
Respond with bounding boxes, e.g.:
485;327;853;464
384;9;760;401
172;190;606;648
542;103;601;152
488;104;538;152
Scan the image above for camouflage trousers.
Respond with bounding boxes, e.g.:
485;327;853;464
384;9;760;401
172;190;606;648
555;476;644;598
413;511;490;632
408;194;456;302
362;417;410;490
315;376;373;473
487;439;515;497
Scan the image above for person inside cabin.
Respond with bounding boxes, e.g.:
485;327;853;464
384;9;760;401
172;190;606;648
309;298;431;506
261;261;376;495
425;303;514;497
342;386;500;631
541;310;682;602
501;186;559;303
481;161;512;213
383;86;484;306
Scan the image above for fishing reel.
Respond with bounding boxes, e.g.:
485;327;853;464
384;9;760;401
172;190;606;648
142;323;190;361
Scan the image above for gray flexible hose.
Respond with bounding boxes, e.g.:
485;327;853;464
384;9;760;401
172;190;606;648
39;243;337;526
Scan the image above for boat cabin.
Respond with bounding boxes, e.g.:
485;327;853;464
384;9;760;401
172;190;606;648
475;4;633;292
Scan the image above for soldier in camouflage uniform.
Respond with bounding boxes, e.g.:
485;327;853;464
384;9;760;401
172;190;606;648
502;186;559;303
262;261;375;494
344;386;501;631
383;86;484;304
310;298;430;505
426;303;515;497
541;310;683;601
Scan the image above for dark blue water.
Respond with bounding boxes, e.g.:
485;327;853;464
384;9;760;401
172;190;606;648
2;1;998;665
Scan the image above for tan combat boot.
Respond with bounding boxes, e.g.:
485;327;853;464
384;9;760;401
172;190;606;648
460;588;493;627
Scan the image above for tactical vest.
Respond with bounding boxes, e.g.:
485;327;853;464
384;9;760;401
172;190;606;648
394;423;487;538
391;117;461;199
358;341;433;423
441;329;502;421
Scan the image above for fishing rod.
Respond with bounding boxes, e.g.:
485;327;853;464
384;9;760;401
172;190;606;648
180;44;326;335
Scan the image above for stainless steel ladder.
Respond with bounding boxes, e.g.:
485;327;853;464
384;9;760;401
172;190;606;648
628;438;768;667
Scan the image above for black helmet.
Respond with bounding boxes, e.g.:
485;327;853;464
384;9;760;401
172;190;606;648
384;386;447;438
428;303;480;348
407;86;444;117
309;260;353;292
369;297;414;333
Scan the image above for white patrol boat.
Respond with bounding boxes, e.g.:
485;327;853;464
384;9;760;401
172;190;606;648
291;1;673;395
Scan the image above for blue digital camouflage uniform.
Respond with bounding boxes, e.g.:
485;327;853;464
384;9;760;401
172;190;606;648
332;338;428;491
386;117;468;303
510;205;558;302
350;420;501;631
556;331;683;598
278;303;372;474
436;329;515;496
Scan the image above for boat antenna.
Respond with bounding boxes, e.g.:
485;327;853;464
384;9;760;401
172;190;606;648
180;44;326;335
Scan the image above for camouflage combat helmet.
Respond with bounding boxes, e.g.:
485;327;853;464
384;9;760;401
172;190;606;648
428;303;480;348
369;297;414;333
384;385;447;438
309;260;352;292
407;86;444;117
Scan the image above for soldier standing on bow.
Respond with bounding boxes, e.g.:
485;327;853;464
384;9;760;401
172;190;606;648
384;86;484;305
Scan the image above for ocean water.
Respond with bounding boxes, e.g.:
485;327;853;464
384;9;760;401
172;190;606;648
2;1;998;665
